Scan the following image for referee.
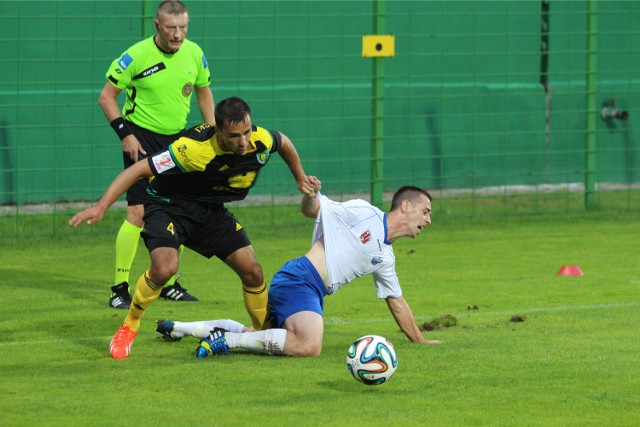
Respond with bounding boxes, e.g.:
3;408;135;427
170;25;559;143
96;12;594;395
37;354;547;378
98;1;215;309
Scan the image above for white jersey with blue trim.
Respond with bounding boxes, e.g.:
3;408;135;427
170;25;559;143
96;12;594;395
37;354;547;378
312;193;402;299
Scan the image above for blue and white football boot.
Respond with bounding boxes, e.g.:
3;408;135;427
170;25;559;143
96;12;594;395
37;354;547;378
195;328;230;358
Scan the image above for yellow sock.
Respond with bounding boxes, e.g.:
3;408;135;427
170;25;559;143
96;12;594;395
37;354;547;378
243;281;268;330
124;270;163;331
164;245;184;286
114;220;142;285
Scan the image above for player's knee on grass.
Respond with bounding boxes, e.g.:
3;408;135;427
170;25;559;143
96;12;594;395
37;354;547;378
282;312;324;357
288;342;321;357
285;334;322;357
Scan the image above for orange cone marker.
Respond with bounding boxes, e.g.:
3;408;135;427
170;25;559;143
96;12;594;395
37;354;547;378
557;265;584;276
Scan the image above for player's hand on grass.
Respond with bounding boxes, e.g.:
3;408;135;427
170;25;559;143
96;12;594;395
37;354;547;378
68;206;105;226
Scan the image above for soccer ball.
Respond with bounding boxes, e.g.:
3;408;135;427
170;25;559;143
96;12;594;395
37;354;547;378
346;335;398;385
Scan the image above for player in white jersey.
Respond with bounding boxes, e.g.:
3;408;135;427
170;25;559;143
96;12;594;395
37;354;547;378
156;177;442;357
315;194;402;298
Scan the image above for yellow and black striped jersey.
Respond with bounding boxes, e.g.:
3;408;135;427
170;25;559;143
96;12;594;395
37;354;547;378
146;122;282;203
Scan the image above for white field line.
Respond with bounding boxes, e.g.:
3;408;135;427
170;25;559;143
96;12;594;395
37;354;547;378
327;301;640;325
0;301;638;347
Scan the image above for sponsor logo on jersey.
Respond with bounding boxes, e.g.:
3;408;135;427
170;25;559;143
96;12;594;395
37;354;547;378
132;62;166;80
256;150;269;164
235;221;243;231
193;123;213;133
141;65;160;77
182;82;193;97
360;230;372;244
152;151;176;173
176;144;190;162
202;54;209;68
371;256;383;265
118;53;133;70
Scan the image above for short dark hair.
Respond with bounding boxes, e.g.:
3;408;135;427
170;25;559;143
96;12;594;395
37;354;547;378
390;186;432;211
215;97;252;129
157;1;188;18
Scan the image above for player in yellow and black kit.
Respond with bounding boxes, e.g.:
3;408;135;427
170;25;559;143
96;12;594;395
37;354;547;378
70;97;312;359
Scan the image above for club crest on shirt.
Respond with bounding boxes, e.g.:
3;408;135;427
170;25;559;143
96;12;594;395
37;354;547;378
360;230;372;244
256;151;269;164
182;82;193;97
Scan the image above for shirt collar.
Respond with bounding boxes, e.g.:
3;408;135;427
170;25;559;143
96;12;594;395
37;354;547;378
383;212;392;245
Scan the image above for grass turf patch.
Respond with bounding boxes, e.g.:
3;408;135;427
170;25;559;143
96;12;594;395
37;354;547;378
0;210;639;426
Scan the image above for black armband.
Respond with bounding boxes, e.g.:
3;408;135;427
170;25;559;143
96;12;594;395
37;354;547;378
110;117;133;140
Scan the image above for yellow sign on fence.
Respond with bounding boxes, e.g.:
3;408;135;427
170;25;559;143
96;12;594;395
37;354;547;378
362;34;395;57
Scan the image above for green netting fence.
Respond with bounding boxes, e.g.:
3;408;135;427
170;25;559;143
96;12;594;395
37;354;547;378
1;0;639;237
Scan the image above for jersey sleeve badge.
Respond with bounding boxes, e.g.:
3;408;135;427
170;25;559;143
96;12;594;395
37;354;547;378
152;151;176;173
118;53;133;70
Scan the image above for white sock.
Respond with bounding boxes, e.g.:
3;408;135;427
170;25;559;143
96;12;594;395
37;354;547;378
225;329;287;355
172;319;246;338
202;319;246;334
264;329;287;355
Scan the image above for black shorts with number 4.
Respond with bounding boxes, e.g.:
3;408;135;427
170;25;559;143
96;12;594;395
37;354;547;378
141;196;251;260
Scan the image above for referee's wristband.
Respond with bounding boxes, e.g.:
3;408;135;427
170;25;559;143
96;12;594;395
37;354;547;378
110;117;133;140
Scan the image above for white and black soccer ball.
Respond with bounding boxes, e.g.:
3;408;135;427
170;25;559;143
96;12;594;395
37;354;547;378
346;335;398;385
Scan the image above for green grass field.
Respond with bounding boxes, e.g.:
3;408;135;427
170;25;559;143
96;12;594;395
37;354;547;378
1;207;639;426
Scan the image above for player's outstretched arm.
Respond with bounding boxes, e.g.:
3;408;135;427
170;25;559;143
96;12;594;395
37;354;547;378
69;160;153;226
275;132;308;192
386;296;443;344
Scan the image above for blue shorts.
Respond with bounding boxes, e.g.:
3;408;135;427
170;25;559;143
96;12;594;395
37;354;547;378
267;256;328;328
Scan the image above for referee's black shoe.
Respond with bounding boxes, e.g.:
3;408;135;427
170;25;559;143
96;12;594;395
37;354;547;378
160;282;199;302
109;282;132;309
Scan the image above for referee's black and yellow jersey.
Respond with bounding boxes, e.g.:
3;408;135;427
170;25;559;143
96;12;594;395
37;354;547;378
146;122;282;203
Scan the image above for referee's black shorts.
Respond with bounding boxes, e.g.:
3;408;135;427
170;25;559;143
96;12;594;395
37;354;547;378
141;196;252;260
123;121;183;206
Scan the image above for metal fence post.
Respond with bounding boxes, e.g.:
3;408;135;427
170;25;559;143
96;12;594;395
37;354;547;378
585;0;598;208
370;0;385;207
